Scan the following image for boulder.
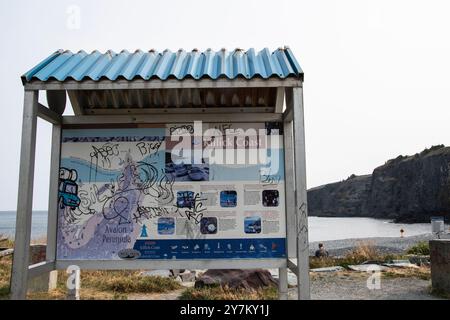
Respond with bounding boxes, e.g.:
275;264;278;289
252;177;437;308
195;269;277;290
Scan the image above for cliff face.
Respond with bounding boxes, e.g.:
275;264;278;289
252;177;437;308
308;145;450;223
307;174;372;218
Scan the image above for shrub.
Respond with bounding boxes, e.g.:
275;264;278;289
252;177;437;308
343;241;383;264
406;241;430;255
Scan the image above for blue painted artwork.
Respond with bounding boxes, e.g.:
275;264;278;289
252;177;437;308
220;190;237;207
158;218;175;235
245;216;262;234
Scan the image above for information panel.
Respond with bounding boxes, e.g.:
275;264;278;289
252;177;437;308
56;122;286;260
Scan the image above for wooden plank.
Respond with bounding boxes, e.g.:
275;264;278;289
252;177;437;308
56;258;287;270
283;120;297;258
287;258;298;275
10;90;38;300
62;113;283;125
44;124;62;291
25;78;303;91
0;248;14;258
37;103;62;124
28;261;55;280
275;87;285;113
67;91;84;115
83;106;275;115
289;87;311;300
46;124;61;263
283;105;293;122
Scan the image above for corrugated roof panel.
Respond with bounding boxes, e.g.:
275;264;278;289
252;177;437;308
121;50;145;80
67;50;100;81
22;47;303;83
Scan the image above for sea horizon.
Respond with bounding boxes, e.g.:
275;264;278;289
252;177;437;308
0;210;436;242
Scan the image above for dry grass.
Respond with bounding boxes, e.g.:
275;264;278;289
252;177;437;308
310;241;401;269
382;267;431;281
310;241;432;281
78;270;182;293
0;235;13;299
0;255;12;299
0;241;182;300
28;287;128;300
343;241;385;263
179;285;278;300
0;235;14;249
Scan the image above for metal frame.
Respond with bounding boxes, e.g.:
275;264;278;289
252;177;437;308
24;78;302;91
11;79;310;301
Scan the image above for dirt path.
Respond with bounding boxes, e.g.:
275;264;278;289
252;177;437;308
288;272;443;300
127;288;185;300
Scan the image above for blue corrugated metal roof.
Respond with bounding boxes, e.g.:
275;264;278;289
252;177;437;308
22;47;303;83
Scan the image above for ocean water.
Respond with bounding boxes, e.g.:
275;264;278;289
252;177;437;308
0;211;48;240
0;210;435;242
307;216;434;242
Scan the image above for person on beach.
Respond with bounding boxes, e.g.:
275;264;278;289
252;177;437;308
315;243;329;258
400;228;405;238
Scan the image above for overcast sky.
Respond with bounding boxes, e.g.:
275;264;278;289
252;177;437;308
0;0;449;210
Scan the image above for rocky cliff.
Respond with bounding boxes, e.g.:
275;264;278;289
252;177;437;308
308;145;450;223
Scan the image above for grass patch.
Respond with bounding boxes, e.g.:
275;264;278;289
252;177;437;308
310;241;402;269
80;270;182;294
28;287;128;300
382;267;431;280
406;241;430;255
310;242;432;281
0;255;12;299
0;244;182;299
179;285;278;300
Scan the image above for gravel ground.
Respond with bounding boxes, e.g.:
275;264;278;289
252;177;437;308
289;272;443;300
128;273;443;300
129;234;449;300
309;233;439;256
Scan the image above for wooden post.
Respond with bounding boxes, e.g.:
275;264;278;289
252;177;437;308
66;265;81;300
10;90;38;300
287;87;311;300
46;123;62;290
283;119;297;258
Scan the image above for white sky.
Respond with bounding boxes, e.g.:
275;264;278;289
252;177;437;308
0;0;450;210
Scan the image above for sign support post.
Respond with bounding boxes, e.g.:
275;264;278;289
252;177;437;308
289;87;311;300
46;123;62;290
11;90;38;300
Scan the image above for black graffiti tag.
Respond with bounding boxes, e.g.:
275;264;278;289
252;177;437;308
178;193;207;224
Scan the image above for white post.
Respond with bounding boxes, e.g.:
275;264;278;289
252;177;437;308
288;86;311;300
46;123;62;290
278;267;288;300
283;119;297;258
10;90;39;300
66;266;81;300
